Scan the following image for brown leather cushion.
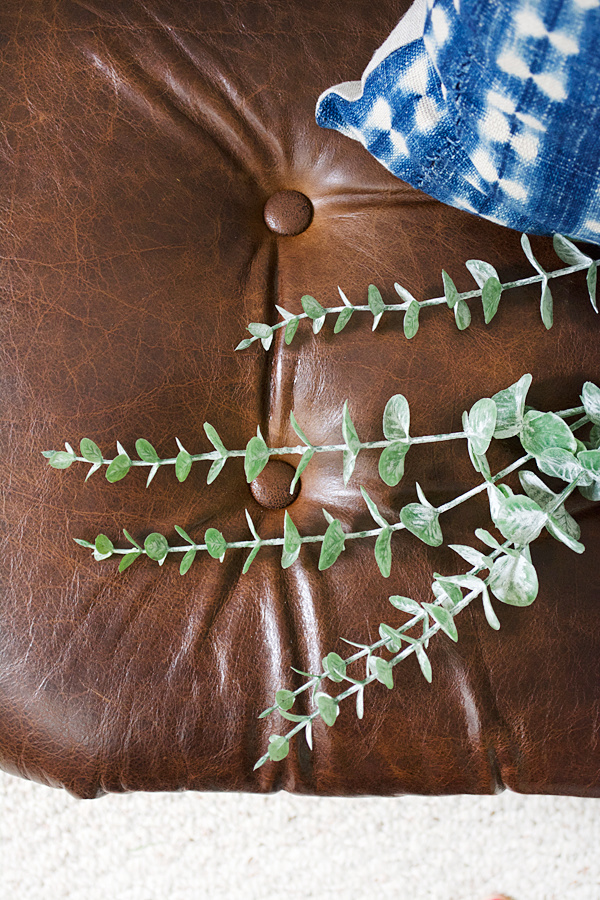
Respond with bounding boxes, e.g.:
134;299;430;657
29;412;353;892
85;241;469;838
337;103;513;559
1;0;599;799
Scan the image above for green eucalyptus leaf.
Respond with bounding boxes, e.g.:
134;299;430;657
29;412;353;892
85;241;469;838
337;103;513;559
316;693;338;727
74;538;95;549
289;411;312;447
379;622;402;653
415;645;433;683
454;298;471;330
536;448;585;484
95;534;114;556
432;579;463;607
388;595;423;616
247;322;272;339
282;511;302;569
174;524;194;544
242;543;261;574
175;449;193;483
334;307;353;334
342;402;361;455
374;526;392;578
552;233;592;267
235;338;255;351
494;495;547;545
118;551;140;573
521;233;545;276
481;586;501;630
244;435;270;482
481;276;503;324
144;532;169;562
520;410;577;457
403;300;420;339
284;316;300;344
489;552;538;606
312;315;326;335
369;656;394;689
422;604;458;642
492;374;532;439
400;503;443;547
587;263;598;313
382;394;410;441
465;259;499;288
205;528;227;560
301;295;326;320
207;456;227;485
465;397;497;456
276;689;295;711
180;547;197;575
342;402;360;485
546;518;585;554
80;439;102;464
475;528;503;551
318;519;346;570
519;471;580;539
123;529;142;550
323;652;346;683
540;280;553;330
360;487;389;527
135;439;159;463
290;448;314;493
394;283;418;304
448;543;491;568
588;424;600;449
579;480;600;501
267;735;290;762
578;449;600;479
106;454;131;483
49;450;76;469
338;287;352;307
367;284;385;321
582;382;600;426
378;441;409;487
204;423;227;457
442;270;460;308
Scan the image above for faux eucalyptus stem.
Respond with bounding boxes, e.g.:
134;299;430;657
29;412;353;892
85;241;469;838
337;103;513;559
255;458;595;768
236;233;599;351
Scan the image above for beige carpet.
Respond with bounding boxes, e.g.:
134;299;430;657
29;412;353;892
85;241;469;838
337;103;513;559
1;771;598;899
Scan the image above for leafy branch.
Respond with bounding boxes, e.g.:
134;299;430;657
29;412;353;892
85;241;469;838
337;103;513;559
52;379;599;589
42;374;581;494
235;233;599;351
254;397;600;767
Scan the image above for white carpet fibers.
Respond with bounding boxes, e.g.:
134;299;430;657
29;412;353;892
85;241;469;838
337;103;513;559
1;771;599;900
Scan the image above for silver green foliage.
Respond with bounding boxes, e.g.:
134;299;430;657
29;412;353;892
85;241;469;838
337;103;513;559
234;234;599;352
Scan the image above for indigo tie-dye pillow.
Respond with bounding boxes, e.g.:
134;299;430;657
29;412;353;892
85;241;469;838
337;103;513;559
316;0;600;244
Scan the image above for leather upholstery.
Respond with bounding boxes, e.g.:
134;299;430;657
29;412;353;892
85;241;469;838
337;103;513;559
0;0;599;799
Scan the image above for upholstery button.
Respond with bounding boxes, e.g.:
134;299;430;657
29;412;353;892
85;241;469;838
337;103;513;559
250;460;300;508
263;190;313;236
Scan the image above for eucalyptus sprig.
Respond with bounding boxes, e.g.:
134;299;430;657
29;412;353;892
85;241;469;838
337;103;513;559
52;377;599;585
43;394;495;491
235;233;599;351
255;403;600;768
41;373;576;493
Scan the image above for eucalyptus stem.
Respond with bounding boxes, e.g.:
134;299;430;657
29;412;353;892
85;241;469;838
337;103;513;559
236;233;599;351
255;462;595;768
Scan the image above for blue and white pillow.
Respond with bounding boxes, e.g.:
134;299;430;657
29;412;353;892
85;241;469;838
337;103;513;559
316;0;600;244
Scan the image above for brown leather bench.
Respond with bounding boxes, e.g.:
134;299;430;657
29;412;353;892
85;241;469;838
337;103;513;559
1;0;599;799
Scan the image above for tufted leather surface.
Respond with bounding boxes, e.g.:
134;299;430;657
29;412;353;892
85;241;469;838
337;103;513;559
0;0;599;799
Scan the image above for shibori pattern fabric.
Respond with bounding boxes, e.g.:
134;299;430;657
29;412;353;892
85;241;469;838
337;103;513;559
315;0;600;244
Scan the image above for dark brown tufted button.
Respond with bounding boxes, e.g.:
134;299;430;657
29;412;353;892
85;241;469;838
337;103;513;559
263;190;313;236
250;460;300;508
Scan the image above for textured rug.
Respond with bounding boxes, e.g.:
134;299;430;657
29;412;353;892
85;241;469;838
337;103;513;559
1;771;598;899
